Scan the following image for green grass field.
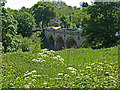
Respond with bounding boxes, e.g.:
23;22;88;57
2;46;119;89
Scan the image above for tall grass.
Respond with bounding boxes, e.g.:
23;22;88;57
2;45;119;89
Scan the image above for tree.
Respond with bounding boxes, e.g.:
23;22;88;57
0;0;7;6
20;6;31;13
60;14;70;28
51;0;67;9
0;0;7;42
13;10;36;37
82;2;120;48
71;10;88;28
31;1;56;27
2;8;20;52
80;2;88;7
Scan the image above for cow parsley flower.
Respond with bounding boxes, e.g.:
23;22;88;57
58;73;63;76
24;85;29;88
67;67;77;71
43;81;47;85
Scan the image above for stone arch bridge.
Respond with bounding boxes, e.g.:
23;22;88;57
44;29;85;50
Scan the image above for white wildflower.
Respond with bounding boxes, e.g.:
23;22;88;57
99;62;103;65
64;74;69;78
38;53;43;56
67;67;77;71
81;74;83;76
24;70;37;77
38;58;41;60
57;55;61;58
29;83;32;85
53;56;58;59
109;76;113;79
97;65;100;67
24;85;29;88
24;72;32;77
76;76;80;79
50;50;55;53
59;58;64;61
105;72;109;74
46;51;50;54
32;79;36;82
43;54;48;57
32;59;37;61
42;60;46;62
91;63;94;65
71;71;76;75
31;70;37;73
55;77;62;80
58;73;63;76
86;66;91;69
49;78;54;80
32;75;41;77
43;81;47;85
42;49;48;52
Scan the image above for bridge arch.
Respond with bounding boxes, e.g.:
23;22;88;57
55;35;64;50
66;37;78;48
47;35;54;49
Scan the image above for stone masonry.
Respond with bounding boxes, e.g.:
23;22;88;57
44;29;85;50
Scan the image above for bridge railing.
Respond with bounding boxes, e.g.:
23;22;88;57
44;29;82;35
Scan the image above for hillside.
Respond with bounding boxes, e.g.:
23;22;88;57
2;46;119;89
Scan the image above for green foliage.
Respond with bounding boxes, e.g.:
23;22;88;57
2;8;21;52
82;2;120;48
29;33;41;53
20;6;31;13
51;0;67;9
80;2;89;7
2;46;119;88
31;1;56;26
0;0;7;6
71;10;88;28
20;37;32;52
16;33;41;53
13;10;36;37
60;14;70;28
70;23;77;29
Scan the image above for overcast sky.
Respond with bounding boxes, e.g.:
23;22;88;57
5;0;93;10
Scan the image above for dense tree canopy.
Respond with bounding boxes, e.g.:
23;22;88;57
2;8;20;52
13;10;36;37
82;2;120;48
51;0;67;9
31;1;56;27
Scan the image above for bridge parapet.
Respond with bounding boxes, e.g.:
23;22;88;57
44;29;82;34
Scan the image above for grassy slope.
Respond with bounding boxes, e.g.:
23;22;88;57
2;46;119;88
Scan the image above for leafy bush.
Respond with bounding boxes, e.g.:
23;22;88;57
2;8;21;52
20;37;32;52
13;11;36;37
70;23;77;29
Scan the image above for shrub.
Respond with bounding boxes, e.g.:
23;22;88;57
20;37;32;52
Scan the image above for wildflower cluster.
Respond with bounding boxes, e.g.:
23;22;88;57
32;49;64;64
53;55;64;63
23;70;37;77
